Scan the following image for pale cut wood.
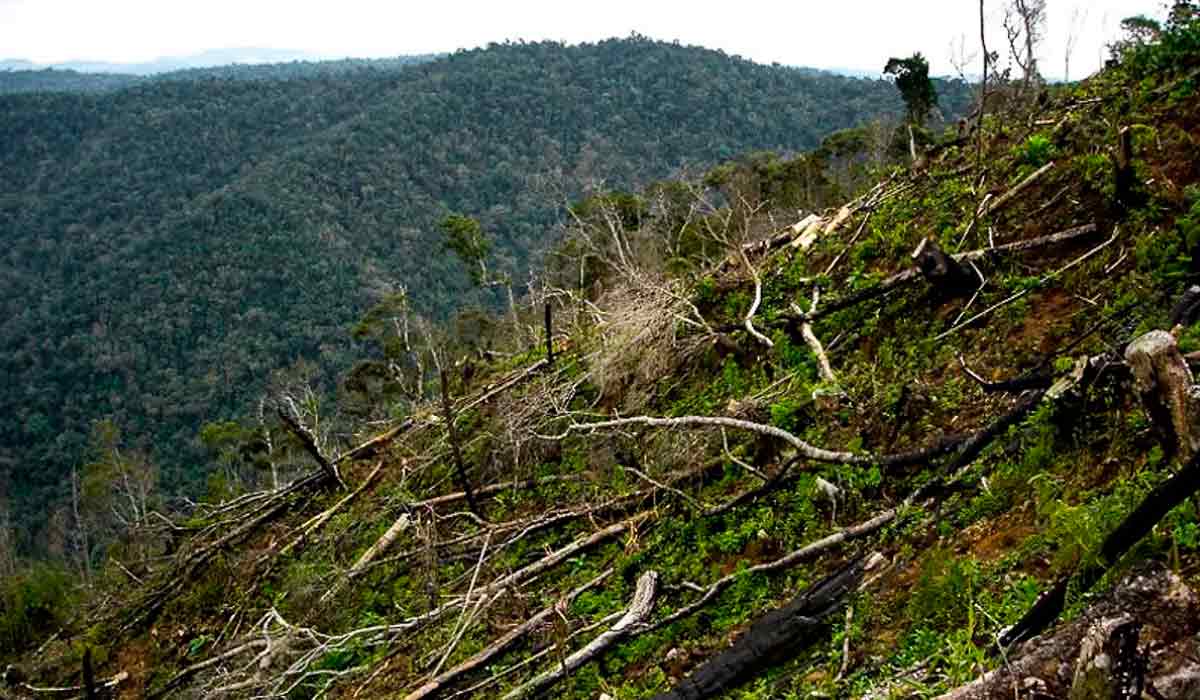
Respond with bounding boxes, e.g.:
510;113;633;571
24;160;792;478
501;571;659;700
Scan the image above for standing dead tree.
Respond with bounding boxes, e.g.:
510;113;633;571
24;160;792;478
276;394;345;490
1003;0;1047;93
440;369;483;520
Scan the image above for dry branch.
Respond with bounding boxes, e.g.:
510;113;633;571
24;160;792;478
148;640;269;699
934;229;1117;341
739;248;774;349
794;288;837;385
501;570;659;700
400;569;615;700
566;414;870;464
978;161;1055;218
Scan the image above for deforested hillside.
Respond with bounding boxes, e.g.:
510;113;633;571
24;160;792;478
0;37;973;554
7;13;1200;700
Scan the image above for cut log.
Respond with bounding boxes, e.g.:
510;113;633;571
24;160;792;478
651;555;878;700
1124;330;1200;460
790;214;826;250
501;571;659;700
937;566;1199;700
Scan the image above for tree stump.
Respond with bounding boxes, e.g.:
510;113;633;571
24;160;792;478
1115;126;1136;210
912;237;974;298
1124;330;1200;460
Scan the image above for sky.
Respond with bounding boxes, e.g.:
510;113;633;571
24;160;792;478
0;0;1167;79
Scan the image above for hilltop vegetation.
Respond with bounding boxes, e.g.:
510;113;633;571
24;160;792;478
5;7;1200;700
0;55;439;94
0;37;971;553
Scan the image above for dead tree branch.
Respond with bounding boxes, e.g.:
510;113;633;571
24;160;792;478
501;571;659;700
399;569;615;700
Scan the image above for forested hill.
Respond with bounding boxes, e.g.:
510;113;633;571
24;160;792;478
0;55;440;94
0;37;970;551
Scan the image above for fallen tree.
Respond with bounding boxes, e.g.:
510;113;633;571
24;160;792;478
651;555;883;700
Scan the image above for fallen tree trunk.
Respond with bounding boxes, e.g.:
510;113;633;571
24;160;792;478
502;571;659;700
765;223;1098;329
401;569;614;700
651;556;879;700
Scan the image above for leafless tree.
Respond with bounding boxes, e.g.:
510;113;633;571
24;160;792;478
1004;0;1047;91
1064;6;1088;82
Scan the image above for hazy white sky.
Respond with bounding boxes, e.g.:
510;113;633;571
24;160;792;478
0;0;1165;78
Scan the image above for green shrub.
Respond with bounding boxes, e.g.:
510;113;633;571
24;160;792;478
0;563;75;654
1017;134;1055;167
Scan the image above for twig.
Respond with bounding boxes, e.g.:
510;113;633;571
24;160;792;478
427;533;493;679
739;248;774;348
835;604;854;682
935;229;1118;341
952;261;988;326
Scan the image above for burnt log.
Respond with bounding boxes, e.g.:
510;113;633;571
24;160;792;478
912;237;975;296
651;556;871;700
1169;285;1200;328
999;449;1200;650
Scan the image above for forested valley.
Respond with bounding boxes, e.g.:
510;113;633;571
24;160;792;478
0;37;970;556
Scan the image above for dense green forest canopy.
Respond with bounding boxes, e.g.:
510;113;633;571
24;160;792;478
0;37;971;554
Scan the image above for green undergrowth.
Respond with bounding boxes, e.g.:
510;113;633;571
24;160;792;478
20;18;1200;700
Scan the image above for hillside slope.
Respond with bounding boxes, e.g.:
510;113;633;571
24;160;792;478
0;38;971;551
7;14;1200;700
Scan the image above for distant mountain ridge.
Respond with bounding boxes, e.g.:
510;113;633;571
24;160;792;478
2;47;328;75
0;51;442;93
